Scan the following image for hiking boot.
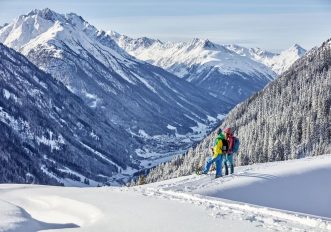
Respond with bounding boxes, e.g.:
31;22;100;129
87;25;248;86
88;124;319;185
230;165;234;174
196;170;207;175
224;164;229;175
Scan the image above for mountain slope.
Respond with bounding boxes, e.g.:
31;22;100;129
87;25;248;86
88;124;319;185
226;44;306;75
0;42;143;186
141;38;330;184
0;9;233;167
110;32;276;103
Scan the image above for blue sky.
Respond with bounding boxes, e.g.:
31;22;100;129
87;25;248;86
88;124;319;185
0;0;330;52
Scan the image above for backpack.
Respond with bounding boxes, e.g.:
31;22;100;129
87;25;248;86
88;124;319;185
222;139;228;153
233;137;240;153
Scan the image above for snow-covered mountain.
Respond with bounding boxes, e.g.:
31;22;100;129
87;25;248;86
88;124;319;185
1;154;330;231
0;9;234;170
110;32;277;103
141;38;330;184
226;44;306;75
0;43;144;186
111;32;307;103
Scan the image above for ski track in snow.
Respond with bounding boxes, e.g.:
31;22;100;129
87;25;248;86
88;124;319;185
137;187;330;232
134;184;331;232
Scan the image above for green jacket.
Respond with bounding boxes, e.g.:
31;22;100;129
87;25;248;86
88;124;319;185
213;133;224;158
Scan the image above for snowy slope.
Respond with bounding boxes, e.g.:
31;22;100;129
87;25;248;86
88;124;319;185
0;155;330;232
226;44;306;75
0;9;234;171
110;32;276;103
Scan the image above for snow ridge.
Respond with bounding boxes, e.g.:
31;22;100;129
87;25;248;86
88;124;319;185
226;44;306;75
113;35;275;79
110;32;304;104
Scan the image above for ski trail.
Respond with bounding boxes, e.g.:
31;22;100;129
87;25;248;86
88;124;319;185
134;186;331;232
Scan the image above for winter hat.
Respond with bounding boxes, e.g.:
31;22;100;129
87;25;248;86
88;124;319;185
224;128;232;134
217;128;223;135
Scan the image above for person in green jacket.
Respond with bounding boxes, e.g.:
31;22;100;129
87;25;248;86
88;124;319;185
202;129;224;178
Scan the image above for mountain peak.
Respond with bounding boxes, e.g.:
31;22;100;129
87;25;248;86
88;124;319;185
293;43;301;49
108;30;121;39
189;38;206;44
288;44;306;55
0;8;127;61
188;38;218;49
135;37;161;47
0;23;8;30
27;8;62;21
25;8;88;28
202;39;217;49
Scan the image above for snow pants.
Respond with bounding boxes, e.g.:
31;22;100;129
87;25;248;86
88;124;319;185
223;153;234;175
203;155;223;177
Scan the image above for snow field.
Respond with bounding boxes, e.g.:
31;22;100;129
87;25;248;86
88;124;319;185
0;155;330;232
0;186;265;232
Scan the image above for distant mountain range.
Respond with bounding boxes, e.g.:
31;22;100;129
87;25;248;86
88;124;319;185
110;31;306;102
